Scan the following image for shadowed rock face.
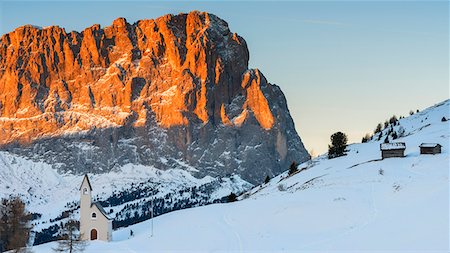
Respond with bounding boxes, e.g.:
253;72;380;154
0;11;309;183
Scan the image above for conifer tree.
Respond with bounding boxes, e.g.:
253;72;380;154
377;130;383;141
288;161;299;176
374;123;382;134
328;132;348;159
361;133;371;143
389;115;398;125
227;193;237;203
391;131;398;140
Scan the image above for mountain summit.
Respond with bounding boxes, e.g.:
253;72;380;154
0;11;309;183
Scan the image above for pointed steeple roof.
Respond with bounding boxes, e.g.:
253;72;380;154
79;174;93;191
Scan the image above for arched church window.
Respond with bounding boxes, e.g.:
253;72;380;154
92;212;97;219
83;188;88;195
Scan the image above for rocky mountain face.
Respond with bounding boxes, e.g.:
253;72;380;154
0;11;309;183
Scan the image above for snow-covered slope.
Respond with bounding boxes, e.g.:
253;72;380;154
29;100;449;252
0;153;251;241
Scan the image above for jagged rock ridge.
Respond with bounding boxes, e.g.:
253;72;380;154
0;11;309;183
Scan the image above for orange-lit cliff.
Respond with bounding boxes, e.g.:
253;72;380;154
0;11;309;183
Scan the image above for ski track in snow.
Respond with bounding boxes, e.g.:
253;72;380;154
223;212;244;253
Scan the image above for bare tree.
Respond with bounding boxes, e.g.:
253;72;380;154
53;220;86;253
0;197;32;253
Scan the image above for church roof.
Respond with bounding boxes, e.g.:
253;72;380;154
92;202;112;220
79;174;93;191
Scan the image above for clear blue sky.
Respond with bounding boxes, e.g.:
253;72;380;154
1;1;448;154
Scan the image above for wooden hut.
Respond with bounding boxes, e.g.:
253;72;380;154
380;142;406;159
419;143;442;155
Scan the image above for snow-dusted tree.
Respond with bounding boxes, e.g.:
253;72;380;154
0;197;32;253
53;220;86;253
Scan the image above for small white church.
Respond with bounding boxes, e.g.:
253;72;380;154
79;175;113;241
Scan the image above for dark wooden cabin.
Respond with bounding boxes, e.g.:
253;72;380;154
380;142;406;159
419;143;442;155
